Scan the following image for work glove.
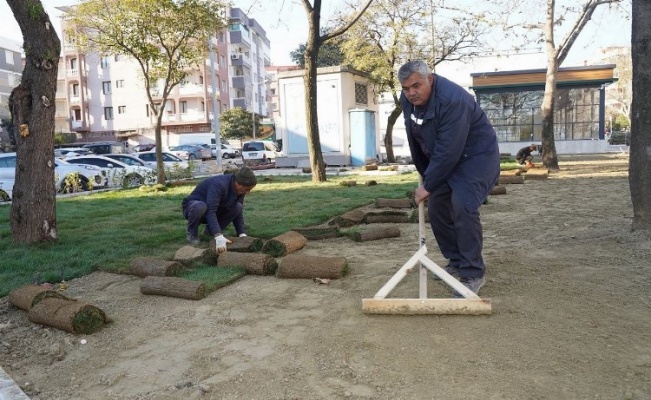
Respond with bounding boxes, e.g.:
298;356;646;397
238;233;247;237
214;234;232;254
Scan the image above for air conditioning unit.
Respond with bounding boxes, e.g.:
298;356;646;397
231;54;239;59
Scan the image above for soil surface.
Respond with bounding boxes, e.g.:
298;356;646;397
1;154;650;400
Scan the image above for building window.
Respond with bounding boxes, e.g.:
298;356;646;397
118;106;126;114
72;83;79;96
114;54;121;62
100;57;109;68
73;109;81;120
180;101;187;114
354;83;368;105
104;107;113;120
479;87;601;142
116;79;124;88
69;58;77;69
218;32;224;42
145;104;150;117
201;101;205;112
5;50;14;65
102;81;112;94
199;75;204;84
221;80;226;91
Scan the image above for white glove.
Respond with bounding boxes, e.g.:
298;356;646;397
238;233;247;237
214;234;232;254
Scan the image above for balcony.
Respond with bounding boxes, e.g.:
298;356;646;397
233;98;246;109
71;120;86;130
162;113;177;122
180;112;207;122
178;84;205;96
69;96;81;104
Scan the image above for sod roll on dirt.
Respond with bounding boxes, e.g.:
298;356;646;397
27;297;108;334
374;198;414;209
498;175;525;184
364;210;412;223
351;226;401;242
262;231;308;257
490;185;507;195
523;168;549;180
329;207;366;227
129;257;183;277
8;284;70;311
140;276;207;300
217;252;278;275
225;235;264;252
277;253;348;279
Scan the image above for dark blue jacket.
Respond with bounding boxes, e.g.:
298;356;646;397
182;174;245;235
400;74;500;209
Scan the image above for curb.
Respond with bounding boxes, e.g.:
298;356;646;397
0;366;30;400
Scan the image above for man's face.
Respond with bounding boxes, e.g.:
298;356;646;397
234;182;255;196
401;73;433;106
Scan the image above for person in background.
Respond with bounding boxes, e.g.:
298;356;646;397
398;60;500;296
181;167;257;253
515;144;538;167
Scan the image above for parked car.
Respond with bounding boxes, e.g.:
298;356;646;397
133;151;190;169
103;153;152;168
0;152;108;200
132;143;156;153
168;144;212;161
82;141;129;155
241;140;281;165
66;155;155;187
211;143;241;159
54;147;93;159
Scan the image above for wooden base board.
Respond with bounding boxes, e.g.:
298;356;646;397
362;298;492;315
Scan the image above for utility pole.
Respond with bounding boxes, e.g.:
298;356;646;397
209;35;222;170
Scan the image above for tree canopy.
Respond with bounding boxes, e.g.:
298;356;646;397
65;0;227;183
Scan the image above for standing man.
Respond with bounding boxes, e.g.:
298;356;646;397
399;60;500;296
182;167;257;253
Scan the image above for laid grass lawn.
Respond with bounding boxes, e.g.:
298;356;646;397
0;172;419;296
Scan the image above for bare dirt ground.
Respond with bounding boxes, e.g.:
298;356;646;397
1;154;650;400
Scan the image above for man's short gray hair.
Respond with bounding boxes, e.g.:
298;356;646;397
398;61;432;83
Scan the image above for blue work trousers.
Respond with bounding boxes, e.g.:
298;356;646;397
428;183;485;278
183;200;242;237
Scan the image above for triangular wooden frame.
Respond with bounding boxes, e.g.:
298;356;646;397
362;178;492;315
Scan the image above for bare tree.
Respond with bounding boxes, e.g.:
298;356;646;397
629;0;651;230
539;0;623;170
300;0;374;182
339;0;487;162
7;0;61;244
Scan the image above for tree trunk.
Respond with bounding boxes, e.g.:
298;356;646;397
383;103;402;163
540;0;560;171
630;0;651;230
155;110;166;184
302;2;327;183
7;0;61;244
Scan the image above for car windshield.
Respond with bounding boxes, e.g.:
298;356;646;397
243;142;265;151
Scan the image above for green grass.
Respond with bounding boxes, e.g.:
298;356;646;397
0;171;418;296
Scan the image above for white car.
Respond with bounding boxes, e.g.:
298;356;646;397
241;140;280;166
133;151;190;169
66;155;156;187
54;147;93;159
211;143;241;159
0;152;108;200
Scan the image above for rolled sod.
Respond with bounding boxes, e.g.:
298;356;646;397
498;175;525;184
276;253;348;279
490;185;507;195
140;276;207;300
225;235;264;252
262;231;308;257
351;226;401;242
329;207;367;227
28;298;108;334
217;252;278;275
375;198;413;209
8;284;70;311
291;226;340;240
364;210;412;223
129;257;183;277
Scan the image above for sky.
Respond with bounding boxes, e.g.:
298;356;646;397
0;0;631;67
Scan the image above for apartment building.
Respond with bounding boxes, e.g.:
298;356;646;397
53;6;267;147
228;8;271;121
0;36;22;145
